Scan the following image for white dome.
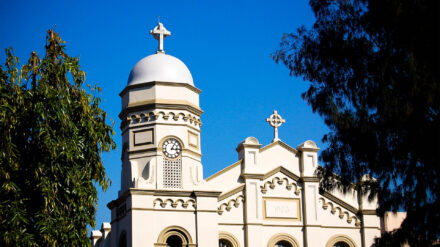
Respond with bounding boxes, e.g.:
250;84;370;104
127;53;194;86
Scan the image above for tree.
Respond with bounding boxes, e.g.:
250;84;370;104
0;30;116;246
273;0;439;246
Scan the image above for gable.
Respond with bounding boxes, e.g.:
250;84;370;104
259;141;300;175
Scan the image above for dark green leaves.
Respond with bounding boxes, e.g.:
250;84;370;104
0;30;116;246
273;0;439;246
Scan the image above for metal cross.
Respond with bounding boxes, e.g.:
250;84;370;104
266;110;286;142
150;21;171;53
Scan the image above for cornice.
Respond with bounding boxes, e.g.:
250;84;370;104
193;190;222;197
235;143;262;153
240;173;264;180
300;176;320;183
108;188;200;209
121;122;201;135
120;81;202;96
218;184;245;202
262;166;301;182
119;102;203;119
361;209;377;215
319;190;359;214
127;147;201;159
206;160;242;182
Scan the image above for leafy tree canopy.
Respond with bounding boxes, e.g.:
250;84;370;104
0;30;116;246
273;0;439;246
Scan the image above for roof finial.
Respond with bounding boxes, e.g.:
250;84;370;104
266;110;286;143
150;21;171;53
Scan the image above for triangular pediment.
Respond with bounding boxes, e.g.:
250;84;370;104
260;140;297;154
262;166;300;182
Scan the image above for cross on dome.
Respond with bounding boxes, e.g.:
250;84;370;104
150;21;171;53
266;110;286;143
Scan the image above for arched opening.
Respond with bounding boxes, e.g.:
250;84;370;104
118;231;127;247
333;242;350;247
325;235;357;247
275;240;292;247
219;239;233;247
267;233;299;247
219;231;240;247
155;226;195;247
166;235;183;247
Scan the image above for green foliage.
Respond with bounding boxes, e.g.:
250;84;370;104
0;30;116;246
273;0;439;246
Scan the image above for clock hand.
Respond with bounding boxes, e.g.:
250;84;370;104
172;144;179;151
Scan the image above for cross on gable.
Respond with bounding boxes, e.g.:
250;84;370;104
150;22;171;53
266;110;286;142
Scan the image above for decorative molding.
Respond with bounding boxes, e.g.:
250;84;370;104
206;160;242;182
241;173;264;180
121;122;201;136
260;176;301;195
262;166;301;182
127;99;200;110
121;110;202;129
218;195;245;215
153;198;196;209
120;81;202;96
300;176;320;182
108;188;197;209
235;142;262;153
320;190;358;214
218;184;245;202
125;147;201;159
361;209;377;215
319;197;361;226
193;191;222;197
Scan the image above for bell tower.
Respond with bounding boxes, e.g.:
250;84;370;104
119;21;204;192
104;22;220;247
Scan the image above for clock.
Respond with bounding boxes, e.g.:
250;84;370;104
162;138;182;158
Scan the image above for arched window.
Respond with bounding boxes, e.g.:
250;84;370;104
325;235;356;247
155;226;195;247
267;234;299;247
275;240;292;247
218;231;240;247
219;239;233;247
118;231;127;247
166;235;183;247
333;242;350;247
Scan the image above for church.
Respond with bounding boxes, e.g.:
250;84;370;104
90;22;388;247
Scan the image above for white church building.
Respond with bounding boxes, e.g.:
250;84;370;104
90;22;386;247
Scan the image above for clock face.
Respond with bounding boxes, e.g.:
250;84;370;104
162;138;182;158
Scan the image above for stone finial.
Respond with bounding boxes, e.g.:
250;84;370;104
150;21;171;53
266;110;285;143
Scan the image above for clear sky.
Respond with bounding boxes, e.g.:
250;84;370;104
0;0;328;231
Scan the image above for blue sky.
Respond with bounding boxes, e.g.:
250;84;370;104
0;0;328;231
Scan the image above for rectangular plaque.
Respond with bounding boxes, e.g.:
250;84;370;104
263;198;301;220
188;131;199;149
133;129;154;146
